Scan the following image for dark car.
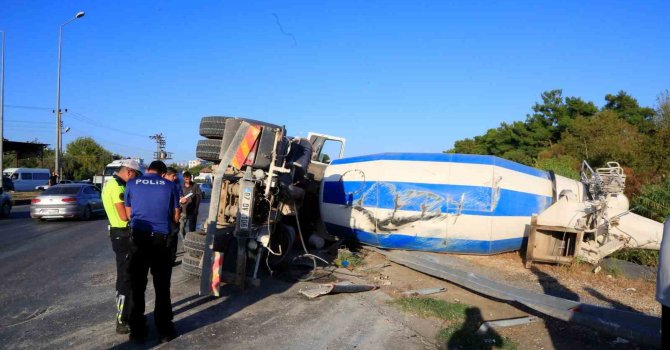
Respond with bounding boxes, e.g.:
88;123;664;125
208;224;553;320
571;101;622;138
2;175;15;192
30;184;104;220
0;187;11;218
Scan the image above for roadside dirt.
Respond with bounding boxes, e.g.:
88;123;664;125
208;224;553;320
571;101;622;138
344;250;655;350
458;251;659;317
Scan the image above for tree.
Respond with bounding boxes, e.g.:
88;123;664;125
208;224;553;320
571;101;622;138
449;90;597;166
526;90;598;142
557;110;644;168
655;90;670;129
62;137;114;180
603;91;656;133
632;178;670;222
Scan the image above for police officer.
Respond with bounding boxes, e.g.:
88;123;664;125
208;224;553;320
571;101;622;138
163;167;185;264
101;159;140;334
124;161;180;343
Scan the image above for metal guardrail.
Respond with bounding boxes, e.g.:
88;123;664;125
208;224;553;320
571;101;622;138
9;191;40;204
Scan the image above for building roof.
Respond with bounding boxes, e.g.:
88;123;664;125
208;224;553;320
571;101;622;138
2;140;48;158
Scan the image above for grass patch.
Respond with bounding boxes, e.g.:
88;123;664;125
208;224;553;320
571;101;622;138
438;324;518;350
603;263;621;277
392;297;468;321
335;249;365;268
391;297;519;349
610;248;659;267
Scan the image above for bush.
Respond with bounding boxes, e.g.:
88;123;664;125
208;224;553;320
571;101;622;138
631;178;670;222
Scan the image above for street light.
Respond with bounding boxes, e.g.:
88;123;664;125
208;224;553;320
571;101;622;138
0;30;5;190
55;11;85;179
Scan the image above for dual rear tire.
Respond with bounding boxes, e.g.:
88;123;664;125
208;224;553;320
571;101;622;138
182;231;206;277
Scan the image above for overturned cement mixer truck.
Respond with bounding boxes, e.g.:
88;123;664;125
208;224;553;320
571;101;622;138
183;116;662;296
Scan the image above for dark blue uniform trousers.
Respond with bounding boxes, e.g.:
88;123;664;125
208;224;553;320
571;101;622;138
128;230;175;335
110;227;132;326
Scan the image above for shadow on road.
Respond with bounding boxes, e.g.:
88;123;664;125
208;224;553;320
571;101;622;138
584;287;637;312
530;266;580;301
444;307;504;350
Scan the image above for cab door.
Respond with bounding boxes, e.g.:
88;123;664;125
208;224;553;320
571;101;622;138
308;133;346;182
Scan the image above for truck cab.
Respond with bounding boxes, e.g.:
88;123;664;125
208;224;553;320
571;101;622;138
184;116;346;293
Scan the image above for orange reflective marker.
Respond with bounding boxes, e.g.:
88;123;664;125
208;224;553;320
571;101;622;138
231;125;261;169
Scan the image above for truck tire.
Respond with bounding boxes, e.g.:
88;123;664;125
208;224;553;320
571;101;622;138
196;139;222;162
182;253;202;277
200;116;232;139
184;231;206;251
200;116;282;139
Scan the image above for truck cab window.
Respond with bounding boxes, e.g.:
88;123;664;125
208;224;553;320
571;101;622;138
318;140;343;164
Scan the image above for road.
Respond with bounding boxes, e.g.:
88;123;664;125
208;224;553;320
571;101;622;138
0;204;433;349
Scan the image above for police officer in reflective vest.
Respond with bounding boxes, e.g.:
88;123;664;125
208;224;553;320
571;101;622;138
124;160;180;343
101;159;140;334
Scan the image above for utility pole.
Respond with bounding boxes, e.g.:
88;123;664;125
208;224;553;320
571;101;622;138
0;30;4;190
55;11;85;179
150;133;172;161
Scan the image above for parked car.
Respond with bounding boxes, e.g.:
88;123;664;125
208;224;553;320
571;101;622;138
0;187;11;218
2;175;15;192
36;180;75;191
30;184;104;220
3;168;50;191
199;182;212;199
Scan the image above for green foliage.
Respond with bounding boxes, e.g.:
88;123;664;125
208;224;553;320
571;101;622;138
631;178;670;222
335;249;364;268
449;90;599;166
604;91;656;133
2;148;55;170
557;110;644;168
610;249;659;268
392;297;468;321
438;323;518;350
535;156;580;180
655;90;670;129
62;137;114;180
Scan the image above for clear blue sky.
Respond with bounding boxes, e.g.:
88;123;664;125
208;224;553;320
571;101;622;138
1;1;668;163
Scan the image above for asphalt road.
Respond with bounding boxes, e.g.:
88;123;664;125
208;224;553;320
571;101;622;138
0;204;432;350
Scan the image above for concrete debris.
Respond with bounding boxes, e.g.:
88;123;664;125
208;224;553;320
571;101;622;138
593;266;602;274
401;287;447;296
299;281;377;299
476;316;540;335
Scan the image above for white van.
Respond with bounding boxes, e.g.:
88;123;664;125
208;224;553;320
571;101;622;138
2;168;51;192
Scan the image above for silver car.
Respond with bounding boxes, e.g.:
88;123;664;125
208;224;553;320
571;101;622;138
30;184;104;220
199;182;212;199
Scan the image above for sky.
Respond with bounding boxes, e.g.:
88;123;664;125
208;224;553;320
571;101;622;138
1;1;668;163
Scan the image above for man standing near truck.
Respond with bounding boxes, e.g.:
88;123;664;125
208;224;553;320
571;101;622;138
101;159;140;334
124;160;180;343
179;171;201;238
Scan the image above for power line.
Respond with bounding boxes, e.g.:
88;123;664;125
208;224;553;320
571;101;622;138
5;120;52;124
5;104;52;111
67;110;149;138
